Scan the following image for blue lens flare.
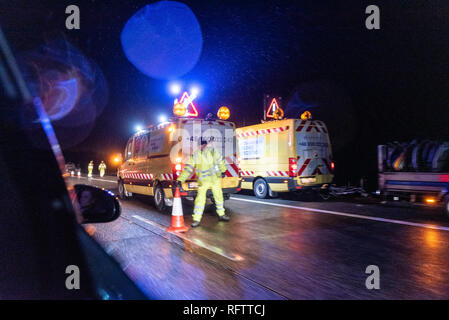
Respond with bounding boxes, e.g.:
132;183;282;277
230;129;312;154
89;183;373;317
121;1;203;80
45;78;79;121
18;39;108;148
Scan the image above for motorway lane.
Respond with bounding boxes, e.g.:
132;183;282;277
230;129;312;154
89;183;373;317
70;176;283;299
69;175;449;299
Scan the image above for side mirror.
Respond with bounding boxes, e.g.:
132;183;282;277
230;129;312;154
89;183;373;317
74;184;121;224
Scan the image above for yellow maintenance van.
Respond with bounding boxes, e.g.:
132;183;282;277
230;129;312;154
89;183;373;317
236;111;334;198
118;102;241;211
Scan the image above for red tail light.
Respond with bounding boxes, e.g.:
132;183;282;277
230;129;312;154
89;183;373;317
289;157;298;177
172;157;183;180
331;161;335;171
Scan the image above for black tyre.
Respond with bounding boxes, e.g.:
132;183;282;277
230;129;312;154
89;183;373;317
404;140;417;171
154;185;167;212
319;189;331;201
412;141;427;171
426;142;439;171
432;142;449;172
118;180;130;200
444;195;449;219
253;178;268;199
387;143;401;169
421;141;434;171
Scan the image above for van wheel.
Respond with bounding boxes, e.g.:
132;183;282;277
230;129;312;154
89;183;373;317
253;179;268;199
319;189;331;201
118;180;130;200
154;185;167;212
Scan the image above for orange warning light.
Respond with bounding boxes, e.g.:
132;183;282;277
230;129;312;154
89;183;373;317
300;110;312;120
173;102;186;116
217;106;230;120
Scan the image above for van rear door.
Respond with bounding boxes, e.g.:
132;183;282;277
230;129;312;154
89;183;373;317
181;119;239;177
294;119;332;177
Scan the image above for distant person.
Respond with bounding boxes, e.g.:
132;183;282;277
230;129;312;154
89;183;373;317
88;160;94;178
177;137;230;227
76;164;81;177
98;161;107;177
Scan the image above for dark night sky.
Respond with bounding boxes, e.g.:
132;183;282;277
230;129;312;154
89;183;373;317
2;0;449;185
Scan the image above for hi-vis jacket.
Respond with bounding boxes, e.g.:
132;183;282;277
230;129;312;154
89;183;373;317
178;147;227;183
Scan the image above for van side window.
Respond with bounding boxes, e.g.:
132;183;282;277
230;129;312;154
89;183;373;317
141;133;150;157
125;138;134;160
134;133;150;158
134;135;142;156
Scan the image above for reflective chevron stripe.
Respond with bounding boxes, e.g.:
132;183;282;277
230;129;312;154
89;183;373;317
161;173;174;180
296;120;328;133
237;126;289;138
266;171;289;177
224;155;239;177
122;172;154;180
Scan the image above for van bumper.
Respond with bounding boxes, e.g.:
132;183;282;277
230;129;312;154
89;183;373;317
241;175;332;192
175;179;242;199
291;175;333;191
284;178;330;192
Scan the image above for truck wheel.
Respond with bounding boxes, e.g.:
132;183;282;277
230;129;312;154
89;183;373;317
118;180;130;200
154;185;167;212
444;195;449;219
253;178;268;199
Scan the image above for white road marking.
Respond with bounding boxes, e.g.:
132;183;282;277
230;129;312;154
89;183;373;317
90;177;116;183
75;176;117;184
132;214;162;229
132;215;244;261
76;174;449;232
230;197;449;232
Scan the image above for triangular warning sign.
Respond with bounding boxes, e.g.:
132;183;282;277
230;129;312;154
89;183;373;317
266;98;283;119
179;92;199;117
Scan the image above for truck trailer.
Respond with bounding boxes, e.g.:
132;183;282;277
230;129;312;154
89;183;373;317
378;141;449;218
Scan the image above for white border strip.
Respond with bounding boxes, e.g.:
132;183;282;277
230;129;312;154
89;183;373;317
89;178;117;183
74;176;117;184
230;197;449;232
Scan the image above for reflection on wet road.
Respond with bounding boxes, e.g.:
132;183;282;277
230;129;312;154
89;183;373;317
69;175;449;299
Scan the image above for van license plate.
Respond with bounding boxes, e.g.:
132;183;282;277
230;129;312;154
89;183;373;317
300;177;316;184
188;182;198;189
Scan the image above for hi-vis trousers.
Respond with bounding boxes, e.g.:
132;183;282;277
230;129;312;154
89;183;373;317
192;178;225;222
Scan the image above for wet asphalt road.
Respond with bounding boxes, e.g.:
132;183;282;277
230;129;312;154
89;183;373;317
69;175;449;299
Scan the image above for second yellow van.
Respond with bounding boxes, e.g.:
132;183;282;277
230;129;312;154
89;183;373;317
236;117;334;198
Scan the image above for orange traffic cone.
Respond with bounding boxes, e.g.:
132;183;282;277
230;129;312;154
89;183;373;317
166;186;189;233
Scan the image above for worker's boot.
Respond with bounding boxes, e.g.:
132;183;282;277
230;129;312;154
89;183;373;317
218;214;230;222
191;221;201;228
